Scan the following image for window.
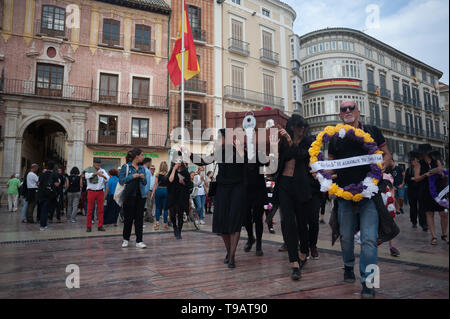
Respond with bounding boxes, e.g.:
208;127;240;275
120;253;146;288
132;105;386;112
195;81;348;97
377;53;385;65
98;116;118;144
393;79;399;95
395;109;402;125
307;46;311;55
380;73;386;89
132;77;149;106
410;65;416;77
41;5;65;36
318;43;323;52
349;42;354;51
337;41;343;50
102;19;120;46
231;19;243;41
135;24;152;52
187;5;202;41
312;44;317;53
262;30;273;52
36;63;64;97
262;8;270;17
401;64;407;74
131;118;149;145
263;74;275;105
292;79;297;101
232;0;241;4
231;65;244;97
430;74;435;85
181;101;206;131
343;41;349;50
367;69;374;84
365;47;373;59
402;83;411;103
331;41;336;50
325;42;330;50
426;118;433;136
391;59;398;70
422;70;427;83
99;73;118;102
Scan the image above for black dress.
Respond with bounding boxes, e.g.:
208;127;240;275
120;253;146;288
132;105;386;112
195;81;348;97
418;159;446;212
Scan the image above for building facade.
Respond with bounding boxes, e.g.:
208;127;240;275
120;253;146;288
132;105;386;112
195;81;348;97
299;28;446;166
439;82;449;165
0;0;171;201
217;0;299;124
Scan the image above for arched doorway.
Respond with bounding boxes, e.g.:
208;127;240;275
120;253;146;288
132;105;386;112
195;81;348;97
21;119;67;175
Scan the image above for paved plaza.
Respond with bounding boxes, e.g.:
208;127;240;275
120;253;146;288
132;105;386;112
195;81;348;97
0;202;448;299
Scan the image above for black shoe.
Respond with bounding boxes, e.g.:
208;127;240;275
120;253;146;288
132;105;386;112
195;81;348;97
278;244;288;252
256;249;264;256
344;266;356;283
244;237;255;252
228;257;236;269
310;246;319;260
98;227;105;231
412;224;417;228
177;232;182;240
269;228;275;234
422;227;428;232
299;258;307;270
400;208;405;215
173;227;178;238
224;254;229;264
86;227;92;232
291;267;301;280
361;282;376;299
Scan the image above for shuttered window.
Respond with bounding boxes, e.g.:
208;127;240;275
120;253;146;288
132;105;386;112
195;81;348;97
263;74;274;105
231;65;244;97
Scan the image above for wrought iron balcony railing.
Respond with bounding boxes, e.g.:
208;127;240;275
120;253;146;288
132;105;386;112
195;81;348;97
228;38;250;56
367;83;378;94
393;93;403;103
380;87;391;99
1;78;167;109
86;130;167;147
260;48;279;65
223;85;284;109
184;77;207;94
192;28;206;42
35;19;69;39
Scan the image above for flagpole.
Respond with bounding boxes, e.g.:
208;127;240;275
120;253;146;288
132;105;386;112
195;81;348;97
180;0;185;147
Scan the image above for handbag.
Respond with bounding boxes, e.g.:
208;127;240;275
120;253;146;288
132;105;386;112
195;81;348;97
113;164;129;207
207;164;218;197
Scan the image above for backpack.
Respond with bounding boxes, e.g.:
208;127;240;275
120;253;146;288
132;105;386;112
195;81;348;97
42;172;58;199
20;173;29;197
114;164;129;207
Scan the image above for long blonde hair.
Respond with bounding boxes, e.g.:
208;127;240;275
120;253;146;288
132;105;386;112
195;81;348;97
159;161;168;175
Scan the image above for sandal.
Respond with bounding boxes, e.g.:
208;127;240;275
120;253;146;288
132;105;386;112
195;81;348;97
154;222;160;231
431;237;438;245
164;224;169;230
441;235;449;244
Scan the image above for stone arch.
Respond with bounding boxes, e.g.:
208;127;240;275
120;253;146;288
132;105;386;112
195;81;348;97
18;113;73;141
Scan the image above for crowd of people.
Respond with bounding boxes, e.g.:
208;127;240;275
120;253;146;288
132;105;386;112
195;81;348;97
6;99;449;300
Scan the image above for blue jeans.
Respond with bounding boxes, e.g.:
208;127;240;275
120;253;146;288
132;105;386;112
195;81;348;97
337;198;379;284
194;194;206;220
21;198;28;221
155;188;168;224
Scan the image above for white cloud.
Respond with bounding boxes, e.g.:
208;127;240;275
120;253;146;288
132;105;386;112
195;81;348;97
285;0;449;83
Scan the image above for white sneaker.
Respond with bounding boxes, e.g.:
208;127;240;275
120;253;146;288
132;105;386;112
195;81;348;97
122;240;129;248
136;242;147;249
40;227;45;231
200;220;206;225
183;213;187;222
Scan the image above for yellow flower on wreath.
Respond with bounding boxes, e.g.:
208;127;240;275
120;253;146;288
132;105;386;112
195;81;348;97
324;126;336;137
335;188;344;198
353;194;364;202
355;129;365;138
342;191;354;201
329;183;339;195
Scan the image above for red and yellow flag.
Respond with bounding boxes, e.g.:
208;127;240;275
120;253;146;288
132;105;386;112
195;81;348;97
413;76;417;83
167;4;200;86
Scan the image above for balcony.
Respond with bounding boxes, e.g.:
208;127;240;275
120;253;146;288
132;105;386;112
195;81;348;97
98;31;124;49
131;38;156;54
224;85;284;109
393;93;403;103
184;77;207;94
433;105;441;115
260;48;279;66
403;96;414;107
228;38;250;57
380;87;391;99
424;102;433;112
192;28;206;43
1;78;167;110
86;130;167;148
35;19;69;40
412;99;422;109
291;60;301;76
306;114;342;126
367;83;378;94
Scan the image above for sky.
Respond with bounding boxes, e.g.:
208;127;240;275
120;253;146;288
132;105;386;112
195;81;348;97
283;0;450;84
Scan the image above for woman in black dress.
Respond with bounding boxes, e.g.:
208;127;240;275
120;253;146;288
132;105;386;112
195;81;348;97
414;143;448;245
167;157;193;240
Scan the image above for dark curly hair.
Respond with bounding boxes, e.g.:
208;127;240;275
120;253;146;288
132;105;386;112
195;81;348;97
286;114;309;139
108;168;119;177
126;148;143;163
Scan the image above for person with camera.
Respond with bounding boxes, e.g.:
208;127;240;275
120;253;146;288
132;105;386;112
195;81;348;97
167;155;193;240
119;148;147;248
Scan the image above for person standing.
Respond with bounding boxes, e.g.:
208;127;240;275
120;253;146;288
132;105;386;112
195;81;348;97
104;169;120;226
414;143;448;245
37;161;60;231
20;170;30;223
167;158;193;240
392;161;406;215
7;174;21;212
66;167;81;223
142;158;156;223
405;154;427;230
205;171;214;215
193;166;207;225
84;158;109;232
25;164;40;223
151;161;170;230
326;100;392;299
119;149;147;248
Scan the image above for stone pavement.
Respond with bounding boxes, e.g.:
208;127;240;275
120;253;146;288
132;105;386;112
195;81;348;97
0;202;448;299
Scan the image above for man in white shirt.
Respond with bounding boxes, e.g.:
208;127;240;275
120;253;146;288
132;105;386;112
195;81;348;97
84;158;109;232
143;158;156;223
26;163;40;223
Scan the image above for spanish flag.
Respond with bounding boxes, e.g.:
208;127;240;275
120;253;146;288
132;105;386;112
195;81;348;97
376;88;380;95
413;76;417;83
167;3;200;86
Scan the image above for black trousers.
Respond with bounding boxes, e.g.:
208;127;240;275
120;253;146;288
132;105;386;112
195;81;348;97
320;193;327;216
244;197;264;245
170;205;184;232
278;177;309;263
123;196;146;243
408;187;427;228
301;193;321;251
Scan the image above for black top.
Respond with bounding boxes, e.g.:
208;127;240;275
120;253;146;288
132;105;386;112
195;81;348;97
67;175;81;193
166;166;193;211
328;124;386;188
392;166;404;187
38;171;59;200
157;173;170;187
418;159;437;192
405;166;418;189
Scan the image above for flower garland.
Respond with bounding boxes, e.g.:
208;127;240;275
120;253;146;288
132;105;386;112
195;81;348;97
428;170;449;209
309;124;383;202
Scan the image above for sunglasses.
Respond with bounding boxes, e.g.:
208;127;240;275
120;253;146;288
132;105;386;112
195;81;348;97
340;106;356;113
